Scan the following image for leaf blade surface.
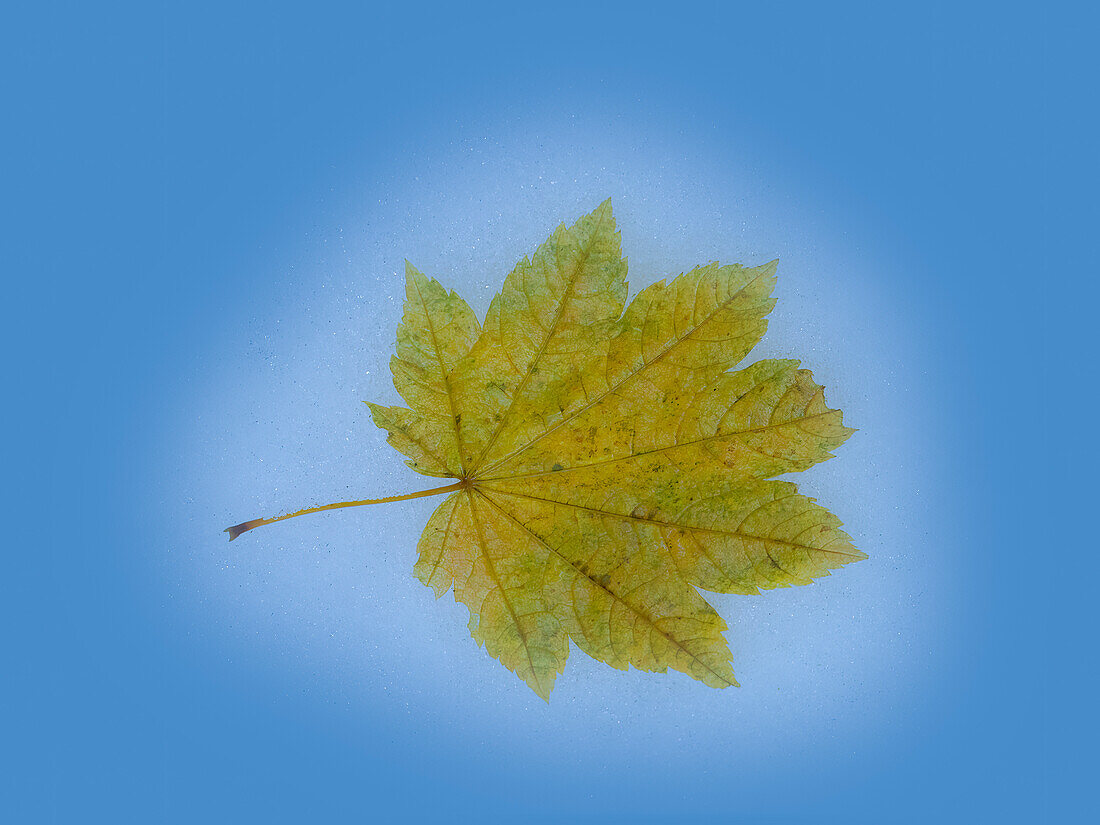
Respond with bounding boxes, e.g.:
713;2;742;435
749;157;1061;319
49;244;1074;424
372;201;861;698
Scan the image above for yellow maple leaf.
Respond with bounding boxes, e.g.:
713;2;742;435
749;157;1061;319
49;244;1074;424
227;200;864;700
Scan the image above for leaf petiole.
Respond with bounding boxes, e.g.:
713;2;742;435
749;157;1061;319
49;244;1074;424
224;480;466;540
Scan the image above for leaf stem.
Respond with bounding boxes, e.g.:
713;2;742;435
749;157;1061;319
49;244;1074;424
224;481;466;540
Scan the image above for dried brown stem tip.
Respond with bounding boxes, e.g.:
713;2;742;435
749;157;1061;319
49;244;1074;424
225;520;264;541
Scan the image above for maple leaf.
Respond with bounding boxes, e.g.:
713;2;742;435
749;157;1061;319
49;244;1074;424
227;200;864;700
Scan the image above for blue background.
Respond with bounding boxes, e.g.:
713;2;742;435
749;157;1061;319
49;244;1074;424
6;1;1085;822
